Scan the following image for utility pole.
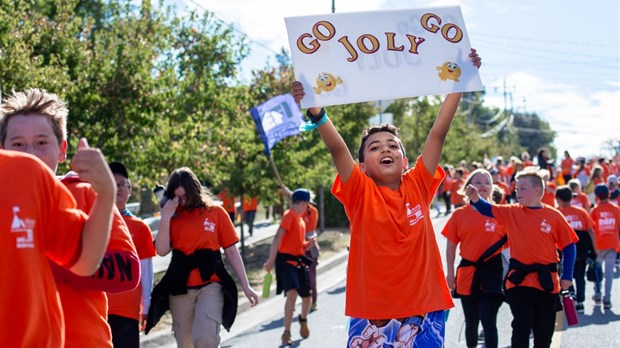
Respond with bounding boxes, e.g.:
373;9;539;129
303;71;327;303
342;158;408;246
332;0;335;13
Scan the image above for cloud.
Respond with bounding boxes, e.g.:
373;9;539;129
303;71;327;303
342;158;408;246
484;72;619;157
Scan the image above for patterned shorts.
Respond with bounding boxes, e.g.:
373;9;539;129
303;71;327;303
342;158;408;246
347;310;446;348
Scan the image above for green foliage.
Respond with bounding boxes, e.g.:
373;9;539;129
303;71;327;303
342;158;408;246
0;0;558;222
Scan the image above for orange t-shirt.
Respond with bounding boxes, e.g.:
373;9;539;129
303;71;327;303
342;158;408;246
561;157;574;176
242;196;258;212
571;192;591;210
542;182;557;207
332;157;453;319
217;190;236;213
300;204;319;233
590;202;620;250
278;209;307;257
170;205;239;287
441;205;506;296
491;204;578;293
59;179;138;348
107;214;157;320
557;205;593;232
1;151;86;348
450;178;466;205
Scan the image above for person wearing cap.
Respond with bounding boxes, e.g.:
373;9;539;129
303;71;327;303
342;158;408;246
107;162;157;347
590;184;620;309
264;188;318;346
300;192;321;312
555;185;597;313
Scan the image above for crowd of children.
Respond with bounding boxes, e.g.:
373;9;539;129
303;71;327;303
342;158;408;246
2;45;618;348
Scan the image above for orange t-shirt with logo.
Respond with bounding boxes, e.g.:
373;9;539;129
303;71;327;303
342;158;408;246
59;180;138;348
557;205;593;232
590;202;620;250
170;205;239;287
300;204;318;233
332;157;453;319
1;151;87;348
107;214;156;320
217;190;236;214
491;204;578;293
278;208;307;260
441;205;506;296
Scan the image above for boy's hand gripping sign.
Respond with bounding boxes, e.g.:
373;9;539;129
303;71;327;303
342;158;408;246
285;6;483;108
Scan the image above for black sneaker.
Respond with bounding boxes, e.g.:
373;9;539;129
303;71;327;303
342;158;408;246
575;302;585;313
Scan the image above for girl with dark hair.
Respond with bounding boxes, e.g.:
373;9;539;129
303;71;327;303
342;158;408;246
153;167;259;347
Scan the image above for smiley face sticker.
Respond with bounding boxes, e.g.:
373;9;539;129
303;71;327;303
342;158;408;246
436;62;462;82
313;72;343;94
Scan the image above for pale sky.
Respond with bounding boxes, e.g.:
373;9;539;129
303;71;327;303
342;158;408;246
174;0;619;160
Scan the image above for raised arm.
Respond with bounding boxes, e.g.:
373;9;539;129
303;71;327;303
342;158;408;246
292;82;356;183
421;49;481;174
68;138;115;275
154;197;179;256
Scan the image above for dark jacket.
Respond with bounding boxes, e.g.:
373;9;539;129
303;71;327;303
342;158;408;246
145;249;238;334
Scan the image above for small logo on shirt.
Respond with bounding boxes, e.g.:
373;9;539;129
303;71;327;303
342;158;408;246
484;219;496;232
203;218;216;233
406;203;424;226
540;219;551;234
11;206;35;248
565;215;584;230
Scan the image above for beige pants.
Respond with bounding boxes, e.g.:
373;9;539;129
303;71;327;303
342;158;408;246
170;283;224;348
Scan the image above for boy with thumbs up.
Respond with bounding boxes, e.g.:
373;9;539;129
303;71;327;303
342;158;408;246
0;88;139;348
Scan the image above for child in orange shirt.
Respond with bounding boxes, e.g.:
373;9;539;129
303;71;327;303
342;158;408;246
293;48;481;347
442;168;507;348
590;184;620;309
152;167;259;347
107;162;157;347
555;186;597;313
0;149;112;347
0;88;139;347
465;167;577;348
264;188;318;345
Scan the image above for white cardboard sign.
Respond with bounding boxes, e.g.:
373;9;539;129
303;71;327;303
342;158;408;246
285;6;483;108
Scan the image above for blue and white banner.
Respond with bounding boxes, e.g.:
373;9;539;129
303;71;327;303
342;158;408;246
250;94;302;156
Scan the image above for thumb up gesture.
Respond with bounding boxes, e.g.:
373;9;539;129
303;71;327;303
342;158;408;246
70;138;115;197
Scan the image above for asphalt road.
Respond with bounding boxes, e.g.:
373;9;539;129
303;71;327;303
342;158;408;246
142;214;620;347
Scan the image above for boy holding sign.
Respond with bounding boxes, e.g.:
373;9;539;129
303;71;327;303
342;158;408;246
292;49;480;347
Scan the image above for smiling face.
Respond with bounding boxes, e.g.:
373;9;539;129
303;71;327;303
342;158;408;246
316;72;338;91
1;114;67;172
359;131;408;187
469;172;493;201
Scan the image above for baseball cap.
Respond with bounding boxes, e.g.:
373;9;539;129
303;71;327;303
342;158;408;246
607;174;619;186
292;188;313;203
109;161;129;179
594;184;609;199
489;168;500;175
